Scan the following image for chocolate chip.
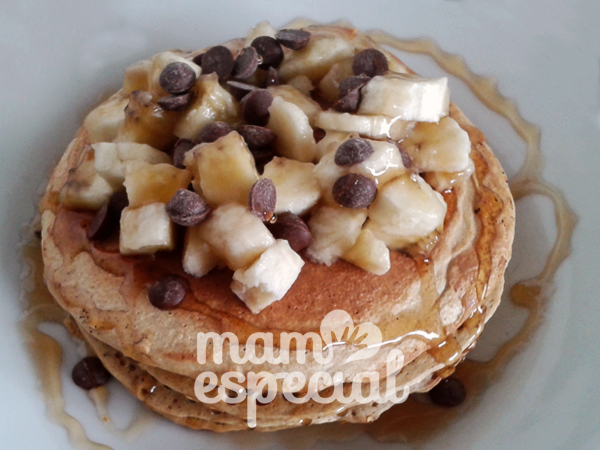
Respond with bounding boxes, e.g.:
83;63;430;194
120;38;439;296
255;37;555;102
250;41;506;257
238;125;276;151
159;62;197;95
232;47;260;80
251;147;275;174
265;67;280;87
192;53;204;66
197;121;233;143
251;36;284;69
157;92;194;111
333;89;361;113
148;274;188;310
275;29;311;50
87;192;129;241
241;89;273;126
338;75;370;98
201;45;235;80
172;138;195;169
248;178;277;221
166;189;210;226
332;173;377;209
398;144;413;169
428;377;466;407
352;48;389;78
72;357;111;390
267;212;312;252
334;138;374;166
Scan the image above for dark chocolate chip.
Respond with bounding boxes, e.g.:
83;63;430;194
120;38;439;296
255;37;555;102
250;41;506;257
197;121;233;143
313;127;326;143
157;92;194;111
241;89;273;126
72;357;111;390
192;53;204;66
338;75;370;99
248;178;277;221
265;66;280;87
232;47;260;80
148;274;188;310
352;48;389;78
226;80;258;100
332;173;377;209
251;146;275;174
159;62;197;95
267;212;312;252
275;29;311;50
87;192;129;241
238;125;276;151
428;377;466;407
201;45;235;80
166;189;210;226
172;138;195;169
251;36;284;69
333;89;361;113
334;138;374;166
397;144;413;169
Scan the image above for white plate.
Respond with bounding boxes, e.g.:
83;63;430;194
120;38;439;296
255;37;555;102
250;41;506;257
1;1;599;449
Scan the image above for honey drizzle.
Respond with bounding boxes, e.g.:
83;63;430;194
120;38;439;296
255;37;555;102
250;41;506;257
362;32;577;443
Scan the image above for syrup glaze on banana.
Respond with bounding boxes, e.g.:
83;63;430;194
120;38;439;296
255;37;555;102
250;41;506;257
20;25;575;450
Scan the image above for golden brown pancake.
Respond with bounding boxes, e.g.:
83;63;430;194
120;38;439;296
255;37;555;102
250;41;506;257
40;24;515;431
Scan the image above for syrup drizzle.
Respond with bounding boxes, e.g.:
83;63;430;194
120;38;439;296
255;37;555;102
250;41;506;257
18;30;577;450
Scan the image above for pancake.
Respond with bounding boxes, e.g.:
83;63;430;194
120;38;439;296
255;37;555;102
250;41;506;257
40;23;514;431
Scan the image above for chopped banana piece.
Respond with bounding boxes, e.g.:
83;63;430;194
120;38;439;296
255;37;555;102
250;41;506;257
286;75;314;97
59;159;115;210
343;229;391;275
279;37;355;82
123;60;152;94
402;116;472;173
358;73;450;123
93;142;171;188
83;95;129;144
262;157;321;215
267;84;321;125
316;111;415;140
174;73;241;140
231;240;305;314
183;226;220;278
120;203;175;254
267;97;316;163
198;204;275;270
367;174;447;249
124;163;191;208
306;206;368;265
194;131;259;206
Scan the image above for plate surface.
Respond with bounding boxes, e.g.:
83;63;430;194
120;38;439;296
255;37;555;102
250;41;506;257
1;1;599;449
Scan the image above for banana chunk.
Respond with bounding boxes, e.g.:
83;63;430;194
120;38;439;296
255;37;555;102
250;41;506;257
198;204;275;270
93;142;171;188
306;206;368;265
267;96;316;163
359;73;450;123
183;226;221;278
402;116;472;173
120;203;175;255
343;229;391;276
231;240;305;314
124;163;191;208
366;174;447;249
262;157;321;215
316;111;415;140
59;159;115;210
83;95;129;144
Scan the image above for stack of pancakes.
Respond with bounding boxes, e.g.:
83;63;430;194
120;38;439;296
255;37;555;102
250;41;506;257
40;24;514;431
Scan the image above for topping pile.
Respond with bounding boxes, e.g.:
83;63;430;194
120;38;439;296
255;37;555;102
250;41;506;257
61;22;474;314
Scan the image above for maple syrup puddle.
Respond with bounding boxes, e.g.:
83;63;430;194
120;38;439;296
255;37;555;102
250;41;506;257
19;29;576;450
